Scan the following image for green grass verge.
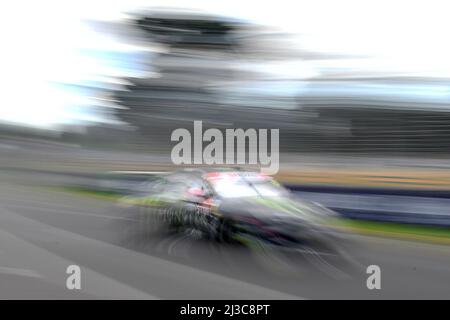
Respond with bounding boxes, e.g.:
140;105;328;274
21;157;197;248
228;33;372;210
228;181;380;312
57;186;124;201
329;218;450;244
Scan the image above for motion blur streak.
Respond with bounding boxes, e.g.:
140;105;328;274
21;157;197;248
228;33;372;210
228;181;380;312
0;2;450;299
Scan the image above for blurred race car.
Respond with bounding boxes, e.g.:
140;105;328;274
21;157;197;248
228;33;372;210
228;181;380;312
119;168;348;254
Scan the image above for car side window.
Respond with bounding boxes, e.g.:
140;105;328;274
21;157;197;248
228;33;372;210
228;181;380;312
178;178;212;201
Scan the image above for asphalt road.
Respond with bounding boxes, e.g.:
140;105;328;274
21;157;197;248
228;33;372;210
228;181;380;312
1;170;449;299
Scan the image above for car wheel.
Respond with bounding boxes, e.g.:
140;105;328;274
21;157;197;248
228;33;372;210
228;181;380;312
215;219;236;243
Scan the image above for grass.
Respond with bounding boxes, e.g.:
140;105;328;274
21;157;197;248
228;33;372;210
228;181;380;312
329;218;450;244
57;186;124;201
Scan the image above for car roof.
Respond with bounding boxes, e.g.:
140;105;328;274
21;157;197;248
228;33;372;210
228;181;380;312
167;168;266;185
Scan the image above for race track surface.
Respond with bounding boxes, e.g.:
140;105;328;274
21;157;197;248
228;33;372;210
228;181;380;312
1;170;449;299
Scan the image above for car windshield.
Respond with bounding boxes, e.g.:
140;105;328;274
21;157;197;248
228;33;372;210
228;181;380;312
205;172;288;198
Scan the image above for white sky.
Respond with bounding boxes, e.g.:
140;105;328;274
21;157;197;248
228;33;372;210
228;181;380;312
1;0;450;129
